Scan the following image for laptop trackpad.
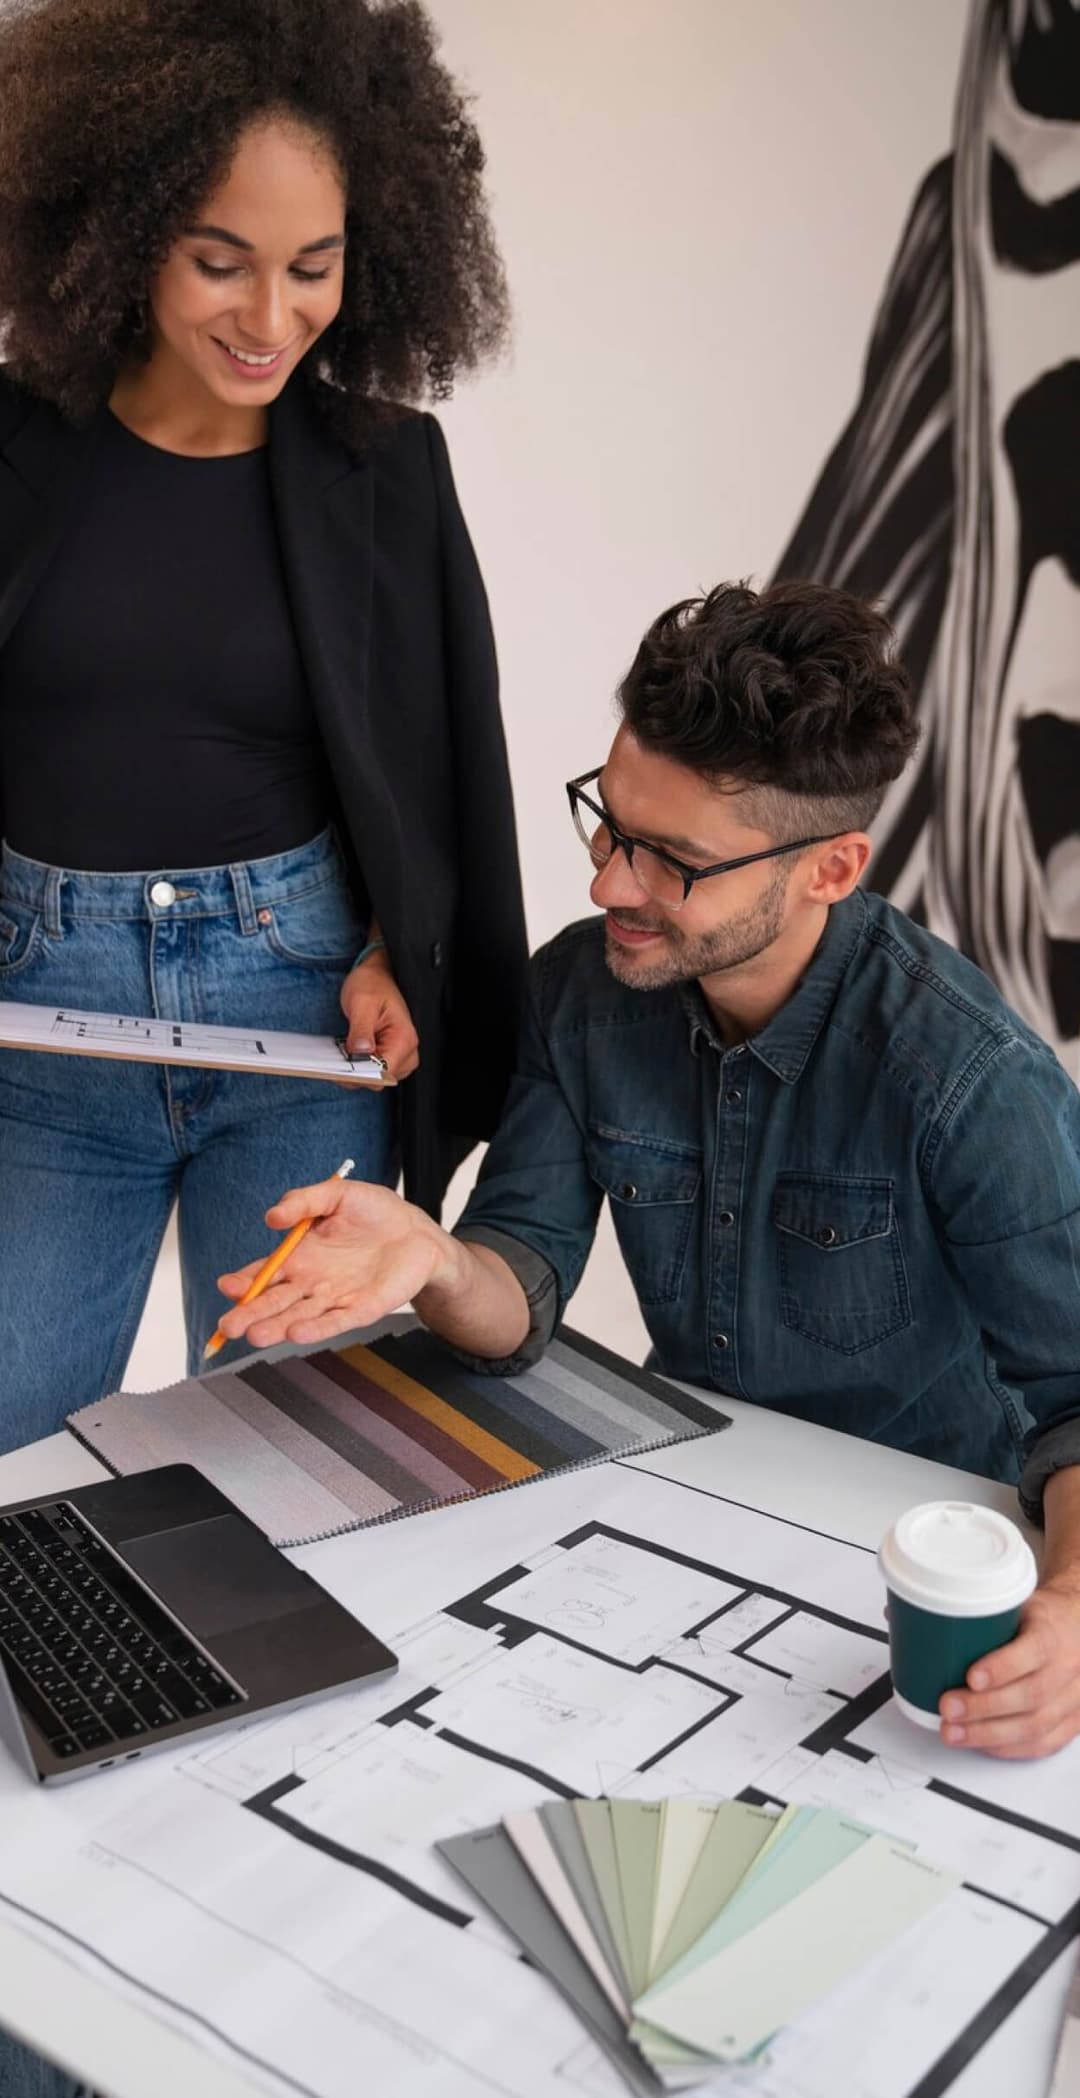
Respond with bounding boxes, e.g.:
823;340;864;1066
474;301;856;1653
122;1516;315;1639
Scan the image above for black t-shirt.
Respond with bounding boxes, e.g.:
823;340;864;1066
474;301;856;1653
0;411;331;870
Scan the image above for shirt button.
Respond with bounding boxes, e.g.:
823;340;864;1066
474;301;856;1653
150;880;177;908
818;1226;837;1246
431;941;443;968
619;1182;637;1201
718;1210;735;1227
726;1088;743;1104
712;1332;730;1350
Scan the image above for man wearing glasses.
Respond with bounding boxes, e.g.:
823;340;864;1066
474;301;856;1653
218;579;1080;1759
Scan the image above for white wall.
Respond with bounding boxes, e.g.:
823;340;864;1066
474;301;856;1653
126;0;970;1388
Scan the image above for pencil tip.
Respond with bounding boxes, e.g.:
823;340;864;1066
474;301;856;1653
203;1336;224;1361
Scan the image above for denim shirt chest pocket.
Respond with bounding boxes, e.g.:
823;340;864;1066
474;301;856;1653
586;1124;702;1305
773;1172;911;1354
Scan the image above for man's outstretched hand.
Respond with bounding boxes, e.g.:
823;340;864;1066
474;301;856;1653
216;1177;449;1350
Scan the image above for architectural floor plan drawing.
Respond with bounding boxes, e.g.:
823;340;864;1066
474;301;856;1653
0;1460;1077;2098
0;1001;385;1083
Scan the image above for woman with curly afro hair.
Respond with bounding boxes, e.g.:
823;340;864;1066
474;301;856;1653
0;3;528;1482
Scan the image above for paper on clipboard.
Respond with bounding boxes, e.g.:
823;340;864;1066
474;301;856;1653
0;1001;391;1085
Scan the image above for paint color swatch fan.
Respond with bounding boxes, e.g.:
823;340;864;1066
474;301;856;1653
440;1797;958;2093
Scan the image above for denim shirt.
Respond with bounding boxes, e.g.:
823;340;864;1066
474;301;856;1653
456;890;1080;1511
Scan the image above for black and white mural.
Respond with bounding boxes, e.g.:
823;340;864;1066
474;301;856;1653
775;0;1080;1074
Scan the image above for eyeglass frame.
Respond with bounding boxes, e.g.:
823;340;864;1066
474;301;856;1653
565;769;841;908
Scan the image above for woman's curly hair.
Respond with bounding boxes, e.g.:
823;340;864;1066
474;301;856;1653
0;0;509;443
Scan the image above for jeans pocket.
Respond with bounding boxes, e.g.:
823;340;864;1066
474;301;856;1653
0;900;45;982
774;1172;911;1355
587;1124;701;1306
260;879;366;972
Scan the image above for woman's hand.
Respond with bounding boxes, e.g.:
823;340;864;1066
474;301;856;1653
340;943;419;1079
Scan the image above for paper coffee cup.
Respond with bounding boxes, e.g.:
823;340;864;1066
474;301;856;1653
878;1501;1037;1730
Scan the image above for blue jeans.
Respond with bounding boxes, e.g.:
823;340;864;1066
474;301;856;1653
0;2028;90;2098
0;828;398;1456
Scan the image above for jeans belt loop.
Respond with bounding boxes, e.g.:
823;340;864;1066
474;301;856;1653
229;861;258;936
43;865;65;938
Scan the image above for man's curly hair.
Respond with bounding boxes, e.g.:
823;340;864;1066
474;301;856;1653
0;0;509;443
619;580;920;838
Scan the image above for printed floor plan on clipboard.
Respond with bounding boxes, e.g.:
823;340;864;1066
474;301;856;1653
0;1001;390;1085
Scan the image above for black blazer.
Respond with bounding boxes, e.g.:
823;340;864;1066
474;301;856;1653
0;369;529;1215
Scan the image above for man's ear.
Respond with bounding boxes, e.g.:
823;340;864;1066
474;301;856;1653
803;834;872;905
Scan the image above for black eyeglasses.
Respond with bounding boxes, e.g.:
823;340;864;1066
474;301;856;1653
566;769;838;911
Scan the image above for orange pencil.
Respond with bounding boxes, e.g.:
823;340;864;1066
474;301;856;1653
202;1157;355;1361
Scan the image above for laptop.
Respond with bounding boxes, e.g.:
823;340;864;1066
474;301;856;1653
0;1463;397;1784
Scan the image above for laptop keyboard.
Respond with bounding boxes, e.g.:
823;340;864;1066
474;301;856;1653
0;1502;245;1761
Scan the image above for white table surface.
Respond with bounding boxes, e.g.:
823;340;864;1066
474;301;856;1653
0;1393;1067;2098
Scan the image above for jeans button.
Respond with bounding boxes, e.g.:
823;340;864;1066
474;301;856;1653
149;880;177;908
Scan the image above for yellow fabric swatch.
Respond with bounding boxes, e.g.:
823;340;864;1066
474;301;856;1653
341;1344;539;1482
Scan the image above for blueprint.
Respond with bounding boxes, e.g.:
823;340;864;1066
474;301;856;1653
0;1459;1077;2098
0;1002;385;1084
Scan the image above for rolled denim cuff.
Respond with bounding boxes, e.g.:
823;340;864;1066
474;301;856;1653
1018;1414;1080;1526
450;1224;559;1375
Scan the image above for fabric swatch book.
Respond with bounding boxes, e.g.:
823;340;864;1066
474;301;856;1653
65;1326;727;1548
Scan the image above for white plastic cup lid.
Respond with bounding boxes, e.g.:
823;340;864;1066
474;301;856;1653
879;1501;1037;1618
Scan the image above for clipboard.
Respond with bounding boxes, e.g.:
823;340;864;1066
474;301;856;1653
0;1000;392;1086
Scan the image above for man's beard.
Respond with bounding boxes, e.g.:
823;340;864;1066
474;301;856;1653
603;865;790;990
